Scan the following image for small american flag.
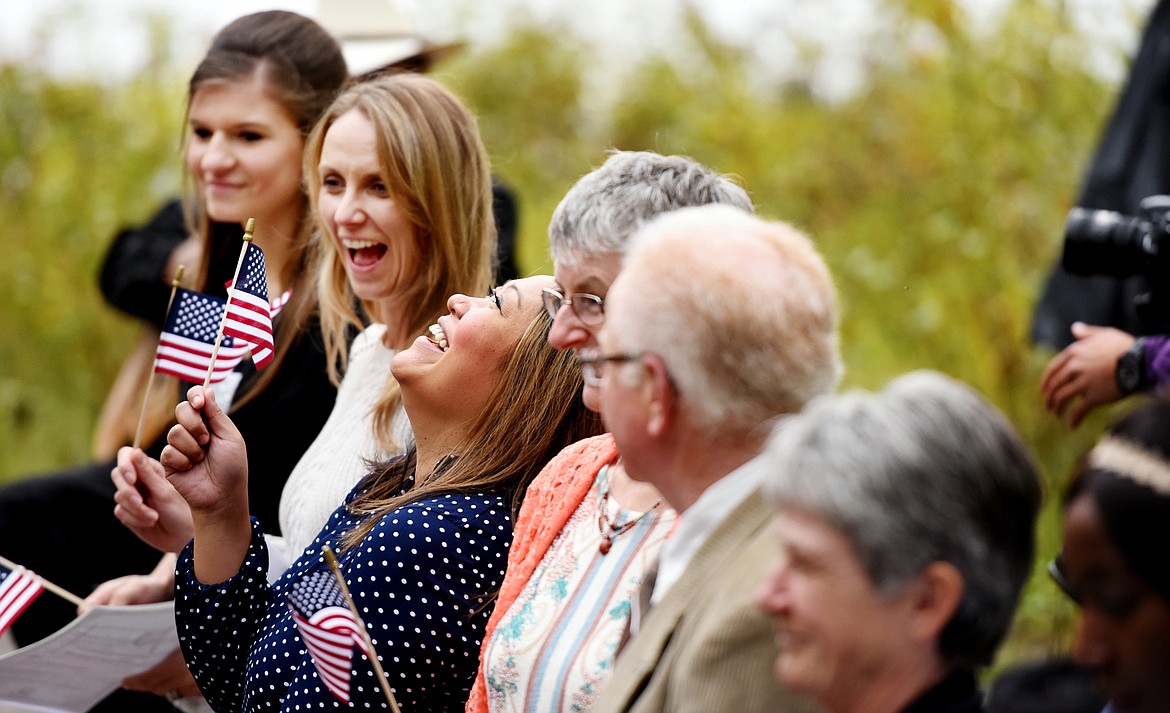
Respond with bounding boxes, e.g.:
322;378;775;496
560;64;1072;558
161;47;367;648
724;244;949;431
287;570;371;703
0;563;44;637
223;242;274;369
155;289;249;384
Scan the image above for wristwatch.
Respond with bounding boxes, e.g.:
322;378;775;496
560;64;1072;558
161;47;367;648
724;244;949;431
1116;337;1148;395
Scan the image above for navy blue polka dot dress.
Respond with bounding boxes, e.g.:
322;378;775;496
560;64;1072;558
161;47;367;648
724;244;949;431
175;482;512;712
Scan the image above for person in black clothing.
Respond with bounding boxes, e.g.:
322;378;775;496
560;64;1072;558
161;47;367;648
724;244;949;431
1033;0;1170;350
755;372;1042;713
0;10;348;710
985;657;1104;713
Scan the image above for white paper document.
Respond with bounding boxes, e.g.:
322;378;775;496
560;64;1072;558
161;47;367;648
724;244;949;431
0;602;178;713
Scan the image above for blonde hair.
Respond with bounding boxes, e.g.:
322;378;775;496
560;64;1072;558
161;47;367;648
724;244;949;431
304;74;496;453
343;311;604;549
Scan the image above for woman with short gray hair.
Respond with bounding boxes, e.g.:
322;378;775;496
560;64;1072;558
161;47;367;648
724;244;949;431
756;370;1042;713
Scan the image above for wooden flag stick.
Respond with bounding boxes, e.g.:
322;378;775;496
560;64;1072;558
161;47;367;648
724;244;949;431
203;218;255;390
322;545;402;713
133;265;185;449
0;554;84;608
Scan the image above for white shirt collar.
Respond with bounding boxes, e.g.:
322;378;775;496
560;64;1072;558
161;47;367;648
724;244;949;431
650;455;766;604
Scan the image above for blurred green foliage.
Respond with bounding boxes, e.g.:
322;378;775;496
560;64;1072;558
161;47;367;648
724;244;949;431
0;0;1148;667
0;57;185;477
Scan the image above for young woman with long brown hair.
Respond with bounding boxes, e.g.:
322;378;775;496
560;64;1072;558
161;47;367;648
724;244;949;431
0;12;346;664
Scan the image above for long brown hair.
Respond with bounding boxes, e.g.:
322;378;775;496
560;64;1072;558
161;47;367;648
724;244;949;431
342;310;604;549
183;11;347;411
304;74;496;453
106;13;346;453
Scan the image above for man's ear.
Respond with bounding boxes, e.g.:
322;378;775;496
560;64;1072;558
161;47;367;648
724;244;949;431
907;561;964;643
642;354;676;437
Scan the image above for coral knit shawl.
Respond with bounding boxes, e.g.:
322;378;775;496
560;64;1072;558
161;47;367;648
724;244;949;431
465;433;618;713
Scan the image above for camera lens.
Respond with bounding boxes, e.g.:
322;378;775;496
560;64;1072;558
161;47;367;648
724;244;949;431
1062;208;1152;277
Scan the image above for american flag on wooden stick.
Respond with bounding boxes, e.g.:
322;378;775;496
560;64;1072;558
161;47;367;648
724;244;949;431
287;570;371;703
155;288;249;384
223;242;274;369
0;562;44;637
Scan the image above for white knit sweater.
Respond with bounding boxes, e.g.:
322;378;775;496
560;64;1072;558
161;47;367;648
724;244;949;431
267;323;412;575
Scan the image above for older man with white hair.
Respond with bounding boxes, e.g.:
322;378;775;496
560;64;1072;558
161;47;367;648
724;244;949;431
589;204;839;713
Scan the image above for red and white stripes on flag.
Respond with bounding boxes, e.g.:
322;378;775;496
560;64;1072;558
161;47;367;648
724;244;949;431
0;564;44;637
287;570;371;703
223;242;274;370
155;289;249;384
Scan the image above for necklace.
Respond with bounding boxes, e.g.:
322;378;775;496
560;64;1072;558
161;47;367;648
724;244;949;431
597;465;662;555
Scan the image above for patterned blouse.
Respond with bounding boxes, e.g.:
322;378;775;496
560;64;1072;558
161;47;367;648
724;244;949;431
175;478;511;712
483;466;676;712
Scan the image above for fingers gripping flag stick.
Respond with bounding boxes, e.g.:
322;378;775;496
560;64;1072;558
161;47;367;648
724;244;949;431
223;241;274;370
286;570;371;704
0;563;44;637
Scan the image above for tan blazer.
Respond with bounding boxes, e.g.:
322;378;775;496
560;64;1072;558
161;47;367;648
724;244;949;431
592;490;819;713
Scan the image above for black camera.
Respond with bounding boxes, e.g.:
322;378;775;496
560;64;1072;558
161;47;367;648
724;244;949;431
1063;195;1170;276
1062;195;1170;329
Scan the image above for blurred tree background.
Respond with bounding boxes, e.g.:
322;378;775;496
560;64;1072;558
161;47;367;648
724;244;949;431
0;0;1150;667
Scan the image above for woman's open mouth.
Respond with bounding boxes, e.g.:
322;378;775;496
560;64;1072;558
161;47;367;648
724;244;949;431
426;323;449;352
342;239;388;267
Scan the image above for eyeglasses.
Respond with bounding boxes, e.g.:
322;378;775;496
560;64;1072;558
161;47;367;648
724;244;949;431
576;349;644;387
1049;554;1146;619
542;287;605;326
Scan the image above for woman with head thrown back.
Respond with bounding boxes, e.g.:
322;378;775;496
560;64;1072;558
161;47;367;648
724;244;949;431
467;151;754;712
164;273;602;710
0;9;344;663
1052;398;1170;713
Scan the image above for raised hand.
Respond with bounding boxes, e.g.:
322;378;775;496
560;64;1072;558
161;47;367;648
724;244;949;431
112;447;195;553
160;386;249;517
161;386;253;584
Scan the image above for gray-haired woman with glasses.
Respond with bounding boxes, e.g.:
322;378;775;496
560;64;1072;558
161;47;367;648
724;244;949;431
541;286;605;326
